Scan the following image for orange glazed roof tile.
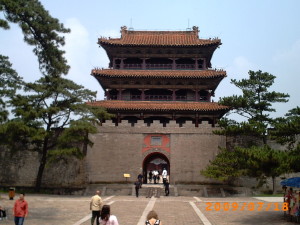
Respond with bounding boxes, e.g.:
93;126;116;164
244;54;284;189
87;100;229;112
92;69;226;79
98;27;221;47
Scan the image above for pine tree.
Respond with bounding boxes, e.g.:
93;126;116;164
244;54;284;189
271;107;300;172
202;70;290;192
271;107;300;149
0;55;23;123
5;76;111;191
216;70;289;144
0;0;70;76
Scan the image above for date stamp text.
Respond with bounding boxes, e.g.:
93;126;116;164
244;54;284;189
205;202;288;211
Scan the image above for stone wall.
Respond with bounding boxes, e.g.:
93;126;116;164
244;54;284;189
0;119;293;191
86;120;226;184
0;147;87;188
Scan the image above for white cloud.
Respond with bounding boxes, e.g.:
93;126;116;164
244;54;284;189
91;28;120;67
215;56;256;100
61;19;96;93
64;18;89;67
271;39;300;116
272;39;300;67
228;56;257;79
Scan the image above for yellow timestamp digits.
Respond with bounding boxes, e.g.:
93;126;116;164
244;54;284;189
205;202;288;211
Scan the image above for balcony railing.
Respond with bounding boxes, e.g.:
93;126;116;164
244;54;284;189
123;64;142;69
146;64;172;69
108;95;209;101
118;63;198;70
199;96;208;101
176;64;196;69
110;95;118;100
131;95;141;100
145;95;173;101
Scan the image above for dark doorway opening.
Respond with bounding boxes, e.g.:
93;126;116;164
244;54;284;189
143;152;170;184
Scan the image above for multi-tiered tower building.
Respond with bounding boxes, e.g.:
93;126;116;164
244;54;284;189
87;26;228;184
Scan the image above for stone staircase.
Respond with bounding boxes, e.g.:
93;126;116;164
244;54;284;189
85;183;252;197
133;184;172;198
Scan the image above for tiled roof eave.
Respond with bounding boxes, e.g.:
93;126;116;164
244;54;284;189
87;101;229;112
99;41;220;47
106;108;228;112
91;69;227;79
93;74;225;79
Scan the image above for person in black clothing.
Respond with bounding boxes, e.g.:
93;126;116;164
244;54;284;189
148;171;153;183
137;173;143;188
156;171;160;184
0;205;7;220
165;179;170;196
134;179;141;197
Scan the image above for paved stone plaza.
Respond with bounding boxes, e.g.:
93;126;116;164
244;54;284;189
0;194;297;225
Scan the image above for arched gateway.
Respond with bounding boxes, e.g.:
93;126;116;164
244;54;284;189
143;152;170;184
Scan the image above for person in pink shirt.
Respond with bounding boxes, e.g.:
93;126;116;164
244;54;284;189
13;193;28;225
99;205;119;225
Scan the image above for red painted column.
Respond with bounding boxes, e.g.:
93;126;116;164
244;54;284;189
195;89;199;101
193;58;198;70
170;58;178;70
118;89;123;100
120;58;125;69
172;89;176;101
172;112;175;120
141;89;145;100
202;58;207;69
141;58;148;70
113;58;116;69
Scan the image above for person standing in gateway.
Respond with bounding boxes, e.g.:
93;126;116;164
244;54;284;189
134;179;141;197
162;168;168;185
90;190;103;225
13;193;28;225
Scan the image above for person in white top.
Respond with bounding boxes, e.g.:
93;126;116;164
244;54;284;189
90;190;103;225
162;168;167;185
153;170;158;184
99;205;119;225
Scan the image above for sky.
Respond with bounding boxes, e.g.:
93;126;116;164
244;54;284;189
1;0;300;118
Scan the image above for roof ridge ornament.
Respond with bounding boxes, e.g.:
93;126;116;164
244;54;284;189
192;26;199;37
192;26;199;32
120;26;127;37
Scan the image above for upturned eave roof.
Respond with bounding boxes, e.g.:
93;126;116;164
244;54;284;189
91;69;226;79
98;26;221;47
87;100;229;112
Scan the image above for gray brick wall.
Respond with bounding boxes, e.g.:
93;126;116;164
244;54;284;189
0;120;290;190
86;120;226;184
0;147;86;188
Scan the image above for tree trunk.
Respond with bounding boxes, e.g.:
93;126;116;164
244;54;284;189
262;133;267;145
272;176;276;194
35;137;49;192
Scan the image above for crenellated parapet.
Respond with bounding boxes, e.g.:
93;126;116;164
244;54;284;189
102;120;217;128
98;120;220;135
